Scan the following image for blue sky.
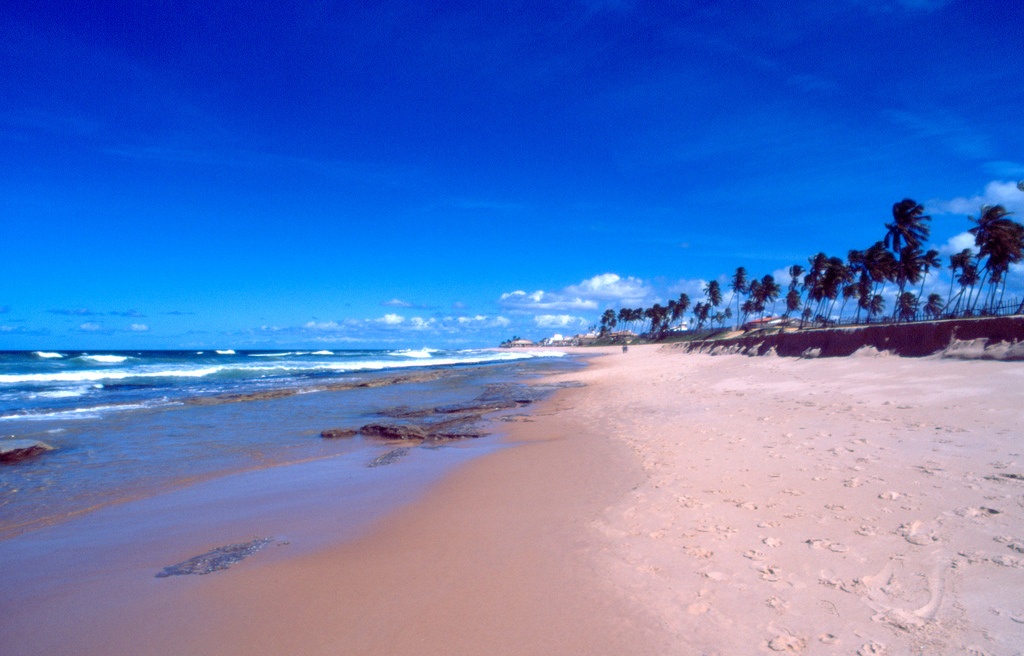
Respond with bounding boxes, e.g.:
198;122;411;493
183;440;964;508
2;0;1022;349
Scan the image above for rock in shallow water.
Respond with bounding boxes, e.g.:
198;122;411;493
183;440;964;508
0;440;54;463
320;428;358;438
156;537;273;577
367;448;409;468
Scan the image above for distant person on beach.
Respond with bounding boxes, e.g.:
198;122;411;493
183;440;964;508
622;344;628;353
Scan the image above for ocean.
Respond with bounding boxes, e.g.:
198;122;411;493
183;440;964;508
0;348;577;541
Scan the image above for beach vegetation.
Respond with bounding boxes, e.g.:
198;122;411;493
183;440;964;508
582;196;1022;346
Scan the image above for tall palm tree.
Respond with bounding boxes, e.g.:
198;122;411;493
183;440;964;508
673;293;691;329
821;257;852;320
599;309;617;335
863;241;896;298
896;292;919;322
968;205;1024;312
924;293;944;319
866;294;885;322
801;253;828;325
854;272;873;323
885;199;931;255
692;302;710;330
705;280;723;316
917;248;941;299
954;259;980;315
944;248;973;313
729;267;748;329
892;246;925;317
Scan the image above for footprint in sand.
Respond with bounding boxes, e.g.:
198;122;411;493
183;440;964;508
993;536;1024;553
857;641;887;655
763;537;783;548
766;632;806;652
897;520;940;545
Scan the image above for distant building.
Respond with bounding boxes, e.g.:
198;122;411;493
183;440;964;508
503;339;536;348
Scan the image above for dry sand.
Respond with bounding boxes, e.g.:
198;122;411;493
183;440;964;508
10;344;1024;655
573;345;1024;655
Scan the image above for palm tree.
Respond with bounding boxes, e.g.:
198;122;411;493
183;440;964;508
918;248;941;299
944;248;973;314
801;253;828;326
692;302;710;330
758;274;781;320
704;280;723;318
924;293;944;319
729;267;748;329
745;279;763;324
891;246;925;317
863;241;896;298
821;257;851;320
885;199;930;254
854;272;873;323
954;259;980;315
672;293;691;330
784;288;801;318
599;309;617;335
968;205;1024;312
896;291;919;322
866;294;885;322
645;303;669;337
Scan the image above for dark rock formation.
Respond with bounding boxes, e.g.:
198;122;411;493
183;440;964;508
320;428;358;438
323;380;568;443
358;423;428;440
156;537;273;577
0;440;54;463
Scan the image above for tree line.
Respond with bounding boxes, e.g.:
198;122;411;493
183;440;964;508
599;198;1024;338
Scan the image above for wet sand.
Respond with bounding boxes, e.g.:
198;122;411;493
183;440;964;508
5;344;1024;654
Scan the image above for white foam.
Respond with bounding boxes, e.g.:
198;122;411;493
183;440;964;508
79;355;128;364
36;389;88;399
310;350;334;355
394;348;435;359
0;401;160;422
215;350;235;355
33;351;64;359
0;366;224;385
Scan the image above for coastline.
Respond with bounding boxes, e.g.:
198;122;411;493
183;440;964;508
4;345;1024;654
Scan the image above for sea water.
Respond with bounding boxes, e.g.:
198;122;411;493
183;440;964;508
0;348;577;540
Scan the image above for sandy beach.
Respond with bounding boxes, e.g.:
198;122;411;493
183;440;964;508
6;344;1024;655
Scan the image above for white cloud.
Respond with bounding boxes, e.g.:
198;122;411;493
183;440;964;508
382;298;413;308
667;277;708;300
129;323;149;332
931;181;1024;216
379;314;405;325
409;317;435;329
565;273;651;304
937;231;976;256
534;314;587;328
499;289;597;311
500;273;653;313
304;320;344;331
78;322;103;332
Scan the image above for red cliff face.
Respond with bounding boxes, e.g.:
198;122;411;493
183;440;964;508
674;316;1024;359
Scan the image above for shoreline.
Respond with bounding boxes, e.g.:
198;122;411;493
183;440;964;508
4;345;1024;654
